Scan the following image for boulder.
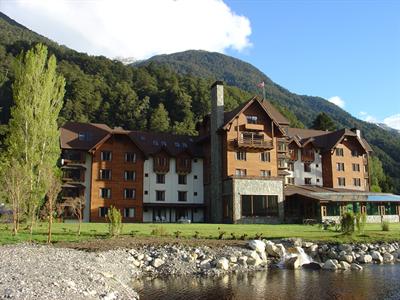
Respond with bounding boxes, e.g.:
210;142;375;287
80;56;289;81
265;241;280;257
371;251;383;263
151;258;165;268
216;257;229;270
351;263;363;270
339;261;351;270
383;252;394;263
357;254;372;264
238;256;248;266
339;254;353;264
275;244;286;258
338;244;353;253
248;251;263;266
302;262;322;270
229;256;238;263
285;256;301;269
248;240;266;253
322;259;340;270
302;242;314;248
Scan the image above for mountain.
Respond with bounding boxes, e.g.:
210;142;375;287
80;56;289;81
136;50;400;193
0;12;398;193
376;123;400;134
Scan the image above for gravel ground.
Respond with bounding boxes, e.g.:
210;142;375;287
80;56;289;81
0;244;139;300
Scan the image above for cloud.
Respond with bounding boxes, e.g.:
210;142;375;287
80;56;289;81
1;0;252;59
328;96;345;108
358;111;378;123
383;114;400;130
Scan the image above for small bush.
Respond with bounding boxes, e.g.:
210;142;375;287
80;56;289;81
151;226;168;236
174;230;182;238
193;231;200;239
382;221;390;231
230;232;237;240
340;211;355;234
255;232;263;240
355;212;367;234
218;230;226;240
107;206;122;237
240;233;248;240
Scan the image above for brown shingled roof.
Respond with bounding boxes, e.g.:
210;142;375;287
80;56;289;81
60;122;203;157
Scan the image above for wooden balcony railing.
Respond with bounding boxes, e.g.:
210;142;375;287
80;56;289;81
234;138;273;149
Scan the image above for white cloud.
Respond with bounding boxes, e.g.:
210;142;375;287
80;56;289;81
358;111;378;123
328;96;345;108
384;114;400;130
1;0;252;59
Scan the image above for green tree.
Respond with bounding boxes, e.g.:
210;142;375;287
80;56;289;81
149;103;170;132
311;112;337;131
5;43;65;236
369;155;392;192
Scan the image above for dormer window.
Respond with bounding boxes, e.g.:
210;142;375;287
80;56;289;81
78;132;92;141
246;115;258;124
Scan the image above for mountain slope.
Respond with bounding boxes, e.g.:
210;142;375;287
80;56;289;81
138;50;400;192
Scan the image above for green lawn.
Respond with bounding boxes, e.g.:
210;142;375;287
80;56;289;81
1;222;400;245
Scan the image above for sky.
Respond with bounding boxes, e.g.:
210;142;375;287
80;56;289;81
1;0;399;129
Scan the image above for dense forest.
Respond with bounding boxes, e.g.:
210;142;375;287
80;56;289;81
0;12;398;193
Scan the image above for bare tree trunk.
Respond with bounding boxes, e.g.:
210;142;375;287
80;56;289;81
47;201;53;243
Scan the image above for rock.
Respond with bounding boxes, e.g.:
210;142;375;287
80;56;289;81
275;244;286;258
265;241;280;257
322;259;340;270
302;242;314;248
101;291;118;300
136;253;144;261
200;259;211;266
338;244;353;253
249;251;263;266
383;252;394;263
351;263;363;270
151;258;165;268
229;256;237;263
248;240;266;253
285;256;301;269
216;258;229;270
357;254;372;264
238;256;248;266
302;262;322;270
371;251;383;263
339;254;353;264
339;261;351;270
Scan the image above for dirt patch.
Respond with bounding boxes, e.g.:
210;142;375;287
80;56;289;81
55;236;247;252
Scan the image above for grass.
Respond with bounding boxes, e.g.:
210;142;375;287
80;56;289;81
1;222;400;245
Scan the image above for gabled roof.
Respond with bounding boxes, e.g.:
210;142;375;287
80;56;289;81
221;97;288;135
60;122;203;158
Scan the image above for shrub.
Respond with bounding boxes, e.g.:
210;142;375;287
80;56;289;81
230;232;237;240
174;230;182;238
151;226;168;236
240;233;248;240
218;230;226;240
340;211;355;234
193;231;200;239
382;221;390;231
355;212;367;234
107;206;122;237
255;232;263;240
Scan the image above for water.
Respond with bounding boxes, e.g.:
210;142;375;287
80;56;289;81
133;264;400;300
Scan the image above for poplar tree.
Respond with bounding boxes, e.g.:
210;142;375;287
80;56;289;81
149;103;170;132
5;43;65;235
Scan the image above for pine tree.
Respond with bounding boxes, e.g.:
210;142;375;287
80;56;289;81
5;43;65;235
311;112;337;131
149;103;170;132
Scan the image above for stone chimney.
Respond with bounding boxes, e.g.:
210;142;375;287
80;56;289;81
210;81;224;223
351;128;361;139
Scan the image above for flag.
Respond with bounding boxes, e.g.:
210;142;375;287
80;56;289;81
257;81;264;88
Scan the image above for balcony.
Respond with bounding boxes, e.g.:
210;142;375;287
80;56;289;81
364;171;369;178
278;160;288;169
234;137;273;150
244;123;264;131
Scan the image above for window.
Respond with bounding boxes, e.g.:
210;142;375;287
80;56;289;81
316;164;319;168
194;192;198;196
260;151;271;162
304;163;311;172
351;150;359;157
260;170;271;177
278;142;287;152
145;173;149;177
156;173;165;184
178;174;187;184
236;151;246;161
99;188;111;199
156;190;165;201
101;151;112;161
178;191;187;202
304;178;312;185
336;148;344;156
288;162;294;171
125;152;136;163
194;175;198;179
353;178;361;187
317;178;320;183
99;169;111;180
241;195;278;217
352;163;360;172
194;159;198;163
124;170;136;181
246;115;258;124
235;169;247;176
338;177;346;186
144;190;148;195
336;163;345;171
78;132;88;141
278;159;287;168
124;188;136;199
287;177;295;185
99;207;108;217
124;208;135;218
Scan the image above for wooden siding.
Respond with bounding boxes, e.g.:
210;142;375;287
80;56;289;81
90;134;144;222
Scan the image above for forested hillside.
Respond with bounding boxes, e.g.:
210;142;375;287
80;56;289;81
0;12;398;193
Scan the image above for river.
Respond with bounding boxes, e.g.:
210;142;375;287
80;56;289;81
133;264;400;300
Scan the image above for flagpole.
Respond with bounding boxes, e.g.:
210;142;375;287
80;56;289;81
262;84;266;100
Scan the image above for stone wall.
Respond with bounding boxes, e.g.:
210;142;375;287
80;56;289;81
227;177;284;223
